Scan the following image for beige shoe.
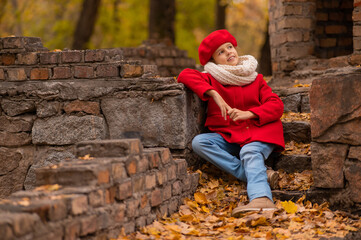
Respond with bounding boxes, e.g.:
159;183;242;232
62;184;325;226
267;169;279;190
231;197;277;217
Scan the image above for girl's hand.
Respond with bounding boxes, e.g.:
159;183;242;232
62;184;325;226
206;90;231;120
228;108;256;122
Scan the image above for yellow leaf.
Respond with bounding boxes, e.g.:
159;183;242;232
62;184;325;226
78;154;94;160
201;205;210;213
251;216;269;227
194;192;208;204
179;214;194;222
281;200;298;214
164;224;181;233
186;200;198;209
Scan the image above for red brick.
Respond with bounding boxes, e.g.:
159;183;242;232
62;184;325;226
286;31;303;42
150;189;162;207
96;64;118;77
283;5;302;15
120;64;143;78
354;26;361;37
353;10;361;21
278;18;312;29
1;54;16;65
316;12;328;21
132;175;145;193
62;51;83;63
167;164;177;181
319;38;337;47
145;174;156;190
112;163;127;182
80;215;97;236
126;158;137;176
30;68;49;80
53;66;72;79
116;180;132;200
325;25;347;34
105;186;116;204
74;66;94;78
7;68;27;81
17;52;38;65
85;49;105;62
126;199;140;217
89;189;105;207
39;52;60;64
329;12;344;21
63;100;100;115
0;69;4;80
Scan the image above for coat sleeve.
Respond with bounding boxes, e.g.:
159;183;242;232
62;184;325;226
248;75;284;126
177;68;215;101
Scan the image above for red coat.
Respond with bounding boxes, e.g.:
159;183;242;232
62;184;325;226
178;68;285;151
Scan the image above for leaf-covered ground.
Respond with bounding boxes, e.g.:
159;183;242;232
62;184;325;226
120;165;361;240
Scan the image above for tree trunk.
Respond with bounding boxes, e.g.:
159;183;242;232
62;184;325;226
148;0;175;45
258;21;272;76
72;0;101;50
215;0;227;30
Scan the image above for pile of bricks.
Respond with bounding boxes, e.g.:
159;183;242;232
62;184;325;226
0;139;199;239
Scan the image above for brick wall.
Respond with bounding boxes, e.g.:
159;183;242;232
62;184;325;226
0;139;199;239
315;0;353;58
0;36;204;199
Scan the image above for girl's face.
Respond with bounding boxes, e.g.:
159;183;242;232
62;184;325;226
212;42;239;66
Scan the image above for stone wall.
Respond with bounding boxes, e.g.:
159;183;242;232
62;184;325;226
0;139;199;239
310;71;361;207
0;37;204;198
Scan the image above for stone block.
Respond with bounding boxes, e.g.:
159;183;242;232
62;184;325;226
126;199;139;218
0;68;4;80
39;52;60;64
113;204;125;223
62;51;83;63
159;148;172;164
32;115;107;145
344;160;361;203
168;198;179;214
0;212;41;239
348;146;361;161
354;26;361;37
106;186;116;204
96;64;118;77
283;121;311;143
156;169;167;186
63;100;100;115
145;173;156;190
74;66;94;79
79;215;97;236
132;175;145;193
0;115;34;133
278;17;313;29
48;199;68;221
1;99;35;117
85;49;105;62
7;68;27;81
115;179;132;200
175;159;188;177
36;101;62;118
273;154;311;173
120;64;143;78
311;142;347;188
64;221;80;240
0;54;16;65
0;131;32;147
135;216;147;229
17;52;38;65
66;194;88;215
89;189;105;207
137;156;149;173
112;163;127;182
53;67;72;79
172;181;182;195
30;68;49;80
146;151;160;169
126;156;138;176
167;164;177;181
150;189;162;207
282;94;301;112
310;75;361;144
76;139;142;158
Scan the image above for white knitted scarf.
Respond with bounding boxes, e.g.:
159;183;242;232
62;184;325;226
204;55;258;86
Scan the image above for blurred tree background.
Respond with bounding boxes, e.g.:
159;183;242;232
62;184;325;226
0;0;269;69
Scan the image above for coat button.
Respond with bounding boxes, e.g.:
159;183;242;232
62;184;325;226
246;126;249;129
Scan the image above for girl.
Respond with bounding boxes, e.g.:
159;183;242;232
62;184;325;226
177;29;285;217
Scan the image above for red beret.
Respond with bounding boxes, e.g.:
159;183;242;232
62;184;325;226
198;29;237;65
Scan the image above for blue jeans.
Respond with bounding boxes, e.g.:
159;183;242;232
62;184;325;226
192;133;274;201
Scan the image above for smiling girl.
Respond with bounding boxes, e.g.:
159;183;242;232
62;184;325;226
177;29;285;216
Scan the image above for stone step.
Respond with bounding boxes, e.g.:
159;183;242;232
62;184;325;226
267;153;311;173
282;120;311;143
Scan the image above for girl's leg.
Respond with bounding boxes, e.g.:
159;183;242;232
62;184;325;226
240;141;275;201
192;133;246;182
